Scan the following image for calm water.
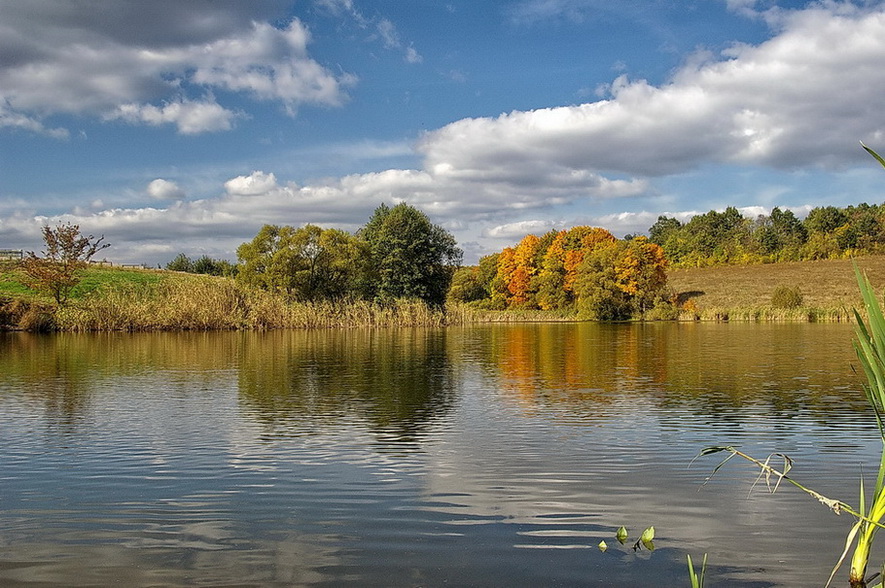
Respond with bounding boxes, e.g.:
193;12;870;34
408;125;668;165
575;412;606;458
0;323;880;587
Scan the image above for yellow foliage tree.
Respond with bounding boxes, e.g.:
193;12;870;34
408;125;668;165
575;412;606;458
613;237;668;311
507;234;541;308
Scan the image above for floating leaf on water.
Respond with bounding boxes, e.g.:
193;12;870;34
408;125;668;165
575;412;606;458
640;526;655;543
616;526;628;544
598;540;608;552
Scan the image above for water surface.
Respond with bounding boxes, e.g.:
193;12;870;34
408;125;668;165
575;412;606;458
0;323;879;586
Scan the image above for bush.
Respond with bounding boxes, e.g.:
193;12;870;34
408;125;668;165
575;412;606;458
771;285;803;309
644;300;681;321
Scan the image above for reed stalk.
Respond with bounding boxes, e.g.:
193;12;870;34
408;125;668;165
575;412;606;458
687;553;707;588
696;264;885;587
845;264;885;587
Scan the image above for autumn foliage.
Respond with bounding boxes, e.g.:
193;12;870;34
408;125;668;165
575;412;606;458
454;226;669;320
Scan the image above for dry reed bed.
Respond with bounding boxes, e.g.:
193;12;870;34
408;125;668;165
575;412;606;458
54;277;451;331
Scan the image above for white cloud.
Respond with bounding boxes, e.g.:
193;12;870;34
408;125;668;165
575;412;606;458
374;17;422;64
147;179;186;201
423;5;885;177
0;6;353;135
224;171;280;196
0;105;69;139
507;0;595;25
485;220;560;239
108;99;239;135
189;20;356;112
405;46;423;64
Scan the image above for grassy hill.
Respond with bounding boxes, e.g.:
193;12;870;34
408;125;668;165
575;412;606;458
668;256;885;320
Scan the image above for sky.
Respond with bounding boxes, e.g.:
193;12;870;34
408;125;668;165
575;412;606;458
2;0;885;265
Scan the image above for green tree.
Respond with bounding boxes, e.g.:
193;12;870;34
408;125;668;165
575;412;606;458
293;226;369;300
237;224;368;300
447;266;488;303
22;223;110;305
804;205;849;235
359;203;462;306
648;215;683;246
166;253;194;272
573;242;633;320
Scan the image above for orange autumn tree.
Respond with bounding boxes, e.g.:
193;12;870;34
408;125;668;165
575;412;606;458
535;227;617;310
488;234;547;309
507;234;542;307
477;228;669;318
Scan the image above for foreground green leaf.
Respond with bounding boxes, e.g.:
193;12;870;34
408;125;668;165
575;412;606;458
687;553;708;588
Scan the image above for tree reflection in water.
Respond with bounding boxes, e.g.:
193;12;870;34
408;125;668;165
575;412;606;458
237;329;457;444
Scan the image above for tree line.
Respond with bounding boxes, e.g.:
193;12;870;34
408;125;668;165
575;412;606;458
648;203;885;267
161;199;885;320
448;227;668;320
228;203;461;307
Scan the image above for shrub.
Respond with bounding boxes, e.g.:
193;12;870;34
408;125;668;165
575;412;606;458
644;300;681;321
771;285;803;309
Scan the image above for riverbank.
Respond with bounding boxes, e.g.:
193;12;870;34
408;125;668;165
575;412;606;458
2;256;883;331
0;269;454;331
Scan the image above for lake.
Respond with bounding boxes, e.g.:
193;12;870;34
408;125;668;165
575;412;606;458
0;323;881;587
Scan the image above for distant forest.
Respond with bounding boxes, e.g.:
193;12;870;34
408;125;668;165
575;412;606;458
647;203;885;267
448;201;885;319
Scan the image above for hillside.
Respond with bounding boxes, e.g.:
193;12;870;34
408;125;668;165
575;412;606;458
668;256;885;314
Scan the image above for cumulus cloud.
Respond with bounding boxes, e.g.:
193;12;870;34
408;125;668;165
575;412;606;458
485;220;560;239
0;3;353;134
147;179;186;200
7;2;885;263
425;5;885;176
108;99;239;135
224;171;280;196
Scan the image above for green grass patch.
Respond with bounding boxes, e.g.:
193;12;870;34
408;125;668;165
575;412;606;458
0;263;166;302
70;267;164;299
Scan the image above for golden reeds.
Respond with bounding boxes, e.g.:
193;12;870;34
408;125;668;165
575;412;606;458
49;276;456;331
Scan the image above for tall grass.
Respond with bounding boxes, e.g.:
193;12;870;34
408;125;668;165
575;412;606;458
444;302;579;324
51;276;453;331
687;305;852;322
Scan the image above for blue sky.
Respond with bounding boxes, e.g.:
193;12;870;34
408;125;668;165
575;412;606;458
1;0;885;264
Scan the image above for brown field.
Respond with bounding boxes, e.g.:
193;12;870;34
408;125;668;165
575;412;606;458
668;255;885;316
